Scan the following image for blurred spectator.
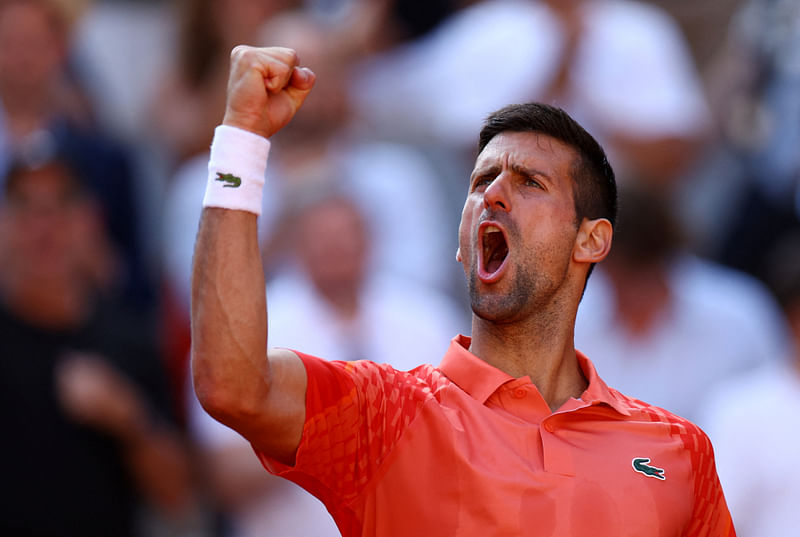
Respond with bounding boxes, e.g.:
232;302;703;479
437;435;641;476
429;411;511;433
697;0;800;281
698;234;800;537
0;0;155;308
574;184;790;421
186;189;465;537
267;189;466;365
352;0;711;187
0;154;195;536
0;0;92;163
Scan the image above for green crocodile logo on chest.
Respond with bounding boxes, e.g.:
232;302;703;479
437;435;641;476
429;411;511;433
632;457;666;480
215;172;242;188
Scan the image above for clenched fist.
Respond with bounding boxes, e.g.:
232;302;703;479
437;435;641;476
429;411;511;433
222;45;316;139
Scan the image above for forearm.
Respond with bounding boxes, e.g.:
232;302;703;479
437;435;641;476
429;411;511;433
189;46;314;460
191;208;270;424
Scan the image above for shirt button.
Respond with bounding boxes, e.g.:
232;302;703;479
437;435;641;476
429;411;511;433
512;387;527;399
543;421;555;433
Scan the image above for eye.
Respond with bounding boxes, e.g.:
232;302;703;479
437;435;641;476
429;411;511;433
523;176;543;189
472;175;493;191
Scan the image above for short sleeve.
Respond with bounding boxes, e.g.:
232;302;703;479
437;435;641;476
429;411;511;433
255;352;433;517
681;425;737;536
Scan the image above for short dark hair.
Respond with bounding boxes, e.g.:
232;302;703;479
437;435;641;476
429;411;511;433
478;103;617;229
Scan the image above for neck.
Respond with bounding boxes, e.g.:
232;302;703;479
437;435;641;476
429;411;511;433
468;305;586;411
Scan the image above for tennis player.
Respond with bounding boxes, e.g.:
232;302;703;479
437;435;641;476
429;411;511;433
191;46;735;536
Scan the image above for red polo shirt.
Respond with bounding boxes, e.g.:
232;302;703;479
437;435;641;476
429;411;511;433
259;335;735;536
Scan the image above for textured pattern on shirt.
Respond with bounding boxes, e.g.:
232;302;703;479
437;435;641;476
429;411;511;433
297;357;450;505
619;391;736;537
259;347;736;537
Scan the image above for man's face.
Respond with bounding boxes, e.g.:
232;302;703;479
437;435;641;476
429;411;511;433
0;164;89;283
0;2;63;96
295;198;369;296
458;131;582;323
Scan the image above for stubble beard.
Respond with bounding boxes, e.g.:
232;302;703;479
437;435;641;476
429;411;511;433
467;263;539;324
465;213;543;324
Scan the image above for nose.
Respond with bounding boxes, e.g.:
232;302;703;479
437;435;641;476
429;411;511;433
483;172;511;212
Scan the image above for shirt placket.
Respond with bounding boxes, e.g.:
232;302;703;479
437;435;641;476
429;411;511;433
540;413;576;476
542;400;612;476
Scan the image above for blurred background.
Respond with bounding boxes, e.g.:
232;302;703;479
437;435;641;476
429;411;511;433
0;0;797;535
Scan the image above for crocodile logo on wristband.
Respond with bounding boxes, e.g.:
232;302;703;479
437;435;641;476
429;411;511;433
215;172;242;188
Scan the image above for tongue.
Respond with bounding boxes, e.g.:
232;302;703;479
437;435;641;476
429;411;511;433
486;251;505;274
483;231;508;274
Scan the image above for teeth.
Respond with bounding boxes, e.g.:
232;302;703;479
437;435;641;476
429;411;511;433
485;225;500;233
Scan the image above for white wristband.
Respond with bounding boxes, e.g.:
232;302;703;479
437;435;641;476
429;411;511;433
204;125;271;215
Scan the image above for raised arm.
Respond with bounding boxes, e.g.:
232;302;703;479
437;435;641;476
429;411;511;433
191;46;315;464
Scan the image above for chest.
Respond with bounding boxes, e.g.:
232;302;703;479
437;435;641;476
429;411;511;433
360;398;693;537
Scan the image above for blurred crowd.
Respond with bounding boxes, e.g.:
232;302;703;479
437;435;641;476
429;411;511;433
0;0;798;536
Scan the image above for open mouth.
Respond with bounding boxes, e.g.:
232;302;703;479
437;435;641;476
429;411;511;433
481;224;509;277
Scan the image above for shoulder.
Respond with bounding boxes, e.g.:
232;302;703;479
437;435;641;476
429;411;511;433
279;357;453;487
610;389;724;499
612;387;714;451
298;353;452;407
613;391;738;535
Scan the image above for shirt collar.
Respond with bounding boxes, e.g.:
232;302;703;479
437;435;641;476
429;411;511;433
439;335;631;416
439;335;515;404
575;349;631;416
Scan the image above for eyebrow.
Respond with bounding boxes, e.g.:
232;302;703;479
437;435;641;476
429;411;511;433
511;163;553;185
470;163;554;185
469;164;500;182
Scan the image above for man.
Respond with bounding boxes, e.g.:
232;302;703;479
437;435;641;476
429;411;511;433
0;153;193;535
191;46;735;536
0;0;151;306
575;184;789;421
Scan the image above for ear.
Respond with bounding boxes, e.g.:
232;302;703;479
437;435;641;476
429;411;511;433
573;218;613;264
455;247;462;263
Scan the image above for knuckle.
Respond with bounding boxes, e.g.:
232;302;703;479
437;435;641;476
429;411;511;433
279;47;299;64
230;44;251;62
